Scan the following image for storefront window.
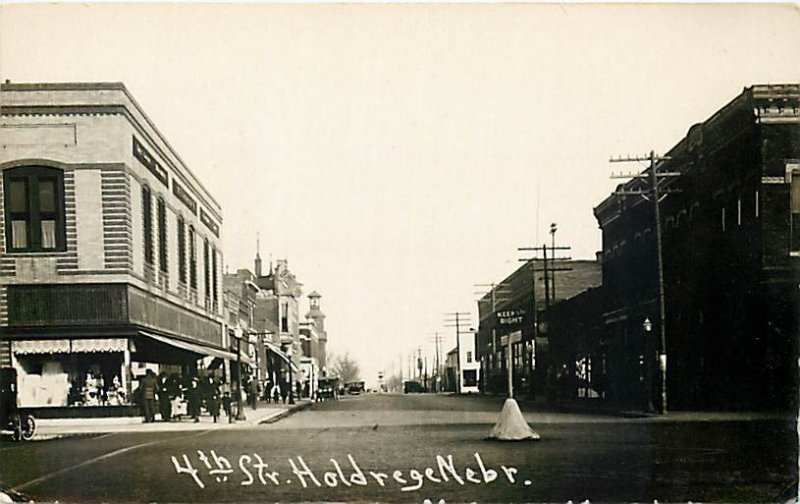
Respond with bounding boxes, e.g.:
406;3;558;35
12;339;128;407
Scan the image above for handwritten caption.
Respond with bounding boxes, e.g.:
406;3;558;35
170;451;523;492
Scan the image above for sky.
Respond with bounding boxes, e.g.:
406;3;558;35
1;3;799;385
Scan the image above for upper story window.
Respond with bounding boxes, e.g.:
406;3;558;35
281;301;289;333
142;185;153;265
203;238;211;300
211;247;218;307
177;216;186;284
467;351;473;363
189;225;197;289
157;197;167;273
3;166;66;253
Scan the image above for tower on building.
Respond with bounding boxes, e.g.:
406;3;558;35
255;233;262;277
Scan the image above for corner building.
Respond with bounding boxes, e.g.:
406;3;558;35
594;84;799;411
0;82;227;411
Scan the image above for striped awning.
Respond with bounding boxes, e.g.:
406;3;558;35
139;331;252;364
12;338;128;355
264;342;301;372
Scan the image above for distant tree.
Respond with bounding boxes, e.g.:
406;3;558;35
331;352;360;384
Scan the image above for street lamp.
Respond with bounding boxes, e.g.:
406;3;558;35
642;317;654;413
286;345;296;405
233;326;246;421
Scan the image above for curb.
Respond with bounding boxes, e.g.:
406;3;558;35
258;401;312;425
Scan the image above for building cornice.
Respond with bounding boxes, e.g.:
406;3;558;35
1;82;223;223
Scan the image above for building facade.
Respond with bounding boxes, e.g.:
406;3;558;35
303;290;327;374
0;82;227;410
476;258;601;396
593;84;799;411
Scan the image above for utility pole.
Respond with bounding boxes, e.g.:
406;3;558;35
475;283;512;354
444;311;471;394
549;223;558;300
428;332;443;392
610;150;680;415
518;243;572;397
475;282;511;394
415;347;423;382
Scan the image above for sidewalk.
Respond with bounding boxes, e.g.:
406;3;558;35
453;392;794;423
33;400;312;438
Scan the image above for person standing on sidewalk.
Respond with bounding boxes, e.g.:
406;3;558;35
141;369;158;423
157;372;171;422
187;376;201;423
248;378;258;410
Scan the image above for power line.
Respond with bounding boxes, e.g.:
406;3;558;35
609;150;680;415
444;311;471;394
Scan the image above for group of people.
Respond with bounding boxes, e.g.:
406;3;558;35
138;369;234;423
260;378;297;405
138;370;306;422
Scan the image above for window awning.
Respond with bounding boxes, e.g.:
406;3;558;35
264;342;301;372
12;338;128;355
139;331;252;364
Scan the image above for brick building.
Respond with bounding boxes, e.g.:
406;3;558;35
476;258;601;396
0;82;229;411
593;84;799;411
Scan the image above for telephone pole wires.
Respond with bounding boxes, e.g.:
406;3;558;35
444;311;471;394
610;150;680;415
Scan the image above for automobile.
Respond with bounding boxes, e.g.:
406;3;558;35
317;377;339;401
345;381;365;395
403;380;426;394
0;367;36;442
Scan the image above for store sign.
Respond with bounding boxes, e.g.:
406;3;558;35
132;136;169;187
496;309;525;326
173;180;197;215
200;208;220;237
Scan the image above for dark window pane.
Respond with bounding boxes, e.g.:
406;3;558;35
4;167;65;252
204;239;210;299
142;186;153;264
158;198;167;272
189;226;197;289
9;180;28;213
178;217;186;283
39;179;56;213
792;173;800;213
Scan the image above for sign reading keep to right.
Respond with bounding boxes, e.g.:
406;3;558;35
495;309;525;326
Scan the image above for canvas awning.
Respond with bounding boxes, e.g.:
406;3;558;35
12;338;128;355
264;342;301;372
139;331;252;364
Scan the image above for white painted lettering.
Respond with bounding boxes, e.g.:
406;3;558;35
501;465;518;483
424;467;442;483
171;454;205;489
347;455;368;486
400;469;425;492
392;470;408;485
436;455;465;485
238;455;254;486
252;454;280;486
288;457;321;488
474;453;498;483
465;467;482;484
368;471;389;486
330;458;352;487
323;471;339;487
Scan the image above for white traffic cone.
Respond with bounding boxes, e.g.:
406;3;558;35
487;398;540;441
